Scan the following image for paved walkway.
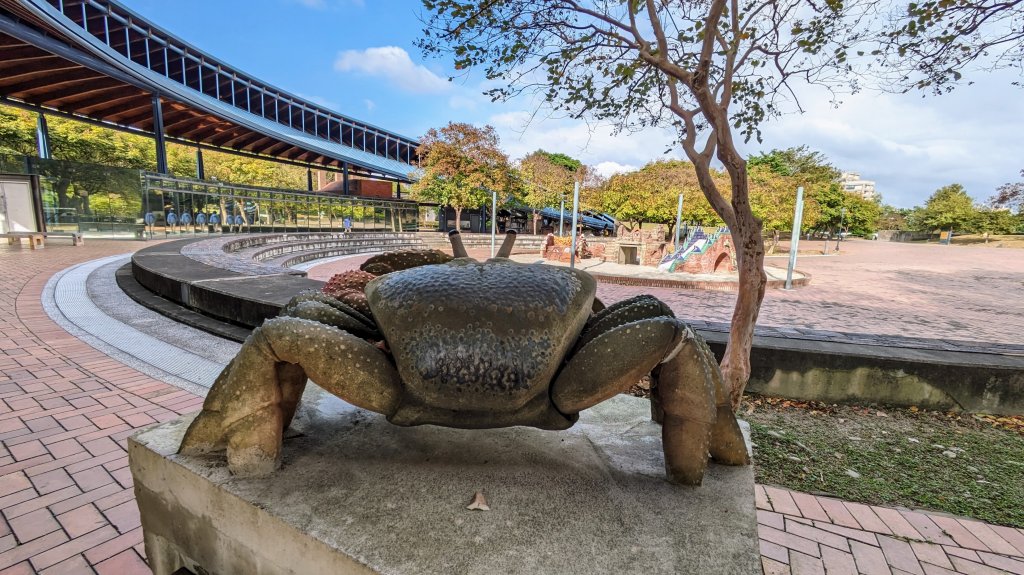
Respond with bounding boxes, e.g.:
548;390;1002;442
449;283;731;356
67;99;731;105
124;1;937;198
755;485;1024;574
1;240;1022;574
0;241;203;574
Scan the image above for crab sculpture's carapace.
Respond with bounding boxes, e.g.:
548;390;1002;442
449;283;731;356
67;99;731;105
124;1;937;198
179;231;750;485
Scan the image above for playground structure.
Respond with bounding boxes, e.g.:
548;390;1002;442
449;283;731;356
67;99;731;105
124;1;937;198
659;227;737;274
541;224;738;277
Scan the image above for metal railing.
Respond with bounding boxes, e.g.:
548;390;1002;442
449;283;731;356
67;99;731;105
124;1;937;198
41;0;419;165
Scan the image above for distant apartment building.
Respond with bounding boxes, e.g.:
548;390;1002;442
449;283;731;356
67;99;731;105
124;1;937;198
840;172;878;201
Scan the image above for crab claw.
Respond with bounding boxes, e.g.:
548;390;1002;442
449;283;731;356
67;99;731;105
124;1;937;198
495;230;517;258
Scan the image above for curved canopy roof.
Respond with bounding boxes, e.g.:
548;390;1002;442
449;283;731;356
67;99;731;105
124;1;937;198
0;0;419;181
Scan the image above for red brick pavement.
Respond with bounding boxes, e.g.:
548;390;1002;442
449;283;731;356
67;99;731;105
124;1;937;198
756;485;1024;574
1;241;1022;574
0;241;201;574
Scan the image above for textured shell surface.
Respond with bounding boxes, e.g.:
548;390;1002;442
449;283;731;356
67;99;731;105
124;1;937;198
366;259;596;413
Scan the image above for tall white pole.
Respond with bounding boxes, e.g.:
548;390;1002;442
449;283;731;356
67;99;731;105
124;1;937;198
490;189;497;258
674;193;684;247
569;181;580;269
785;186;805;290
559;198;565;236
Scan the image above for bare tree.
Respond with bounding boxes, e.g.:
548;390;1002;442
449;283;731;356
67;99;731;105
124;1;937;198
419;0;858;408
991;169;1024;213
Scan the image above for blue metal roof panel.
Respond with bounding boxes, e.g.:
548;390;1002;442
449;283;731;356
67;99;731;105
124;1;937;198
537;207;613;230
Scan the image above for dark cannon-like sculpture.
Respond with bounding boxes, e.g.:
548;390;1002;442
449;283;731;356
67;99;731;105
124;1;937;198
179;230;749;485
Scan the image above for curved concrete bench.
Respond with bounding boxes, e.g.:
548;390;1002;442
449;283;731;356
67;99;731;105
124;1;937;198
132;233;429;330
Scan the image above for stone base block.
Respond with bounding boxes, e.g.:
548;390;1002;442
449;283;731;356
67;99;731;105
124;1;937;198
129;394;759;575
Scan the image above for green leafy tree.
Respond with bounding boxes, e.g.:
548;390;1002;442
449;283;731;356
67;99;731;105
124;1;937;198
411;122;517;230
748;147;838;233
749;147;841;186
974;208;1023;235
598;160;722;235
920;184;977;235
747;165;818;235
0;105;37;156
878;205;911;230
517;150;579;234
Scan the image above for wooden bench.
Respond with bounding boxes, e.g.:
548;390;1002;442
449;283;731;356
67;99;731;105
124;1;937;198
1;232;46;249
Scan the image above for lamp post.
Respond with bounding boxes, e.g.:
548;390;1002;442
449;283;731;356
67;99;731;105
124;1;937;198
785;187;805;290
490;189;497;257
559;196;565;236
569;181;580;269
835;207;846;251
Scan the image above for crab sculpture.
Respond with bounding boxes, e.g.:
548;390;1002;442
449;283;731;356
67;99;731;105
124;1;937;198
179;231;750;485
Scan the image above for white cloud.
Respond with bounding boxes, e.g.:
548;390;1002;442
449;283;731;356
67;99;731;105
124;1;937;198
334;47;450;94
364;99;376;111
742;73;1024;207
488;110;679;169
593;161;639;178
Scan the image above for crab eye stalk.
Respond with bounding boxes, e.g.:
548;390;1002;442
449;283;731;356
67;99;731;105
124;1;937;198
448;230;470;259
495;230;517;258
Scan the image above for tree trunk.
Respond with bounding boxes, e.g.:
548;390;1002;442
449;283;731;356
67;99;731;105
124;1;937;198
532;210;540;235
454;206;462;231
681;140;767;411
715;157;767;410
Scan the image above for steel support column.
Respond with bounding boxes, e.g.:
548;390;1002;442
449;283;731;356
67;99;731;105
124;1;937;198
152;94;168;174
342;162;349;195
307;168;313;192
35;113;51;159
195;148;205;179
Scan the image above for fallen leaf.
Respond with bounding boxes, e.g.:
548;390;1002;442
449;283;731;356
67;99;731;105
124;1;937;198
467;491;490;511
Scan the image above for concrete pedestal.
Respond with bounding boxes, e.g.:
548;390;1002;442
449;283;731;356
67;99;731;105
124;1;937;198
129;393;759;575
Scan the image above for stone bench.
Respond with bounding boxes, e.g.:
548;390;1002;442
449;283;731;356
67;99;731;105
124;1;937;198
45;232;85;246
1;232;45;249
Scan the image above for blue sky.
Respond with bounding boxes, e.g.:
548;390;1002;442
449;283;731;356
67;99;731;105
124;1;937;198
120;0;1024;208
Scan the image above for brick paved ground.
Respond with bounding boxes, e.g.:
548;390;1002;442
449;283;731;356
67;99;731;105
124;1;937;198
756;485;1024;574
1;240;1022;574
0;241;203;574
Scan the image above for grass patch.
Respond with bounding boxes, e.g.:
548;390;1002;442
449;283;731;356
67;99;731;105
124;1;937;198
949;234;1024;248
744;395;1024;528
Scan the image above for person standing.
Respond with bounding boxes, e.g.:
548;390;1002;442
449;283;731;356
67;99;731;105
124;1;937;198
343;216;352;233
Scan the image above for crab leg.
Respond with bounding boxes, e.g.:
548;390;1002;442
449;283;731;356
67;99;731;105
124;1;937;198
689;334;750;467
653;325;750;484
179;317;402;477
552;297;748;485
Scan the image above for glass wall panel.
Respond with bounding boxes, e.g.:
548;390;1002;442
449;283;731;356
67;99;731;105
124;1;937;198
27;156;147;238
2;154;425;238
